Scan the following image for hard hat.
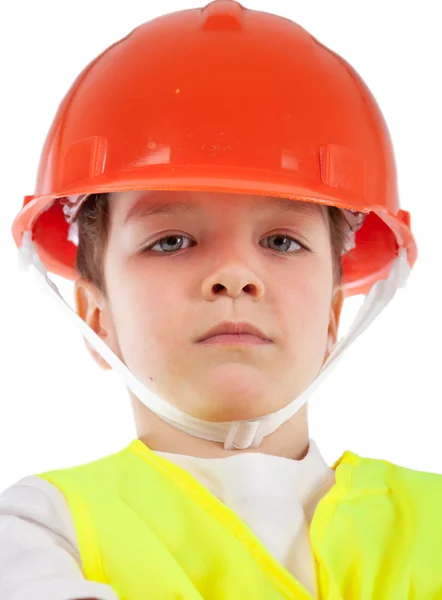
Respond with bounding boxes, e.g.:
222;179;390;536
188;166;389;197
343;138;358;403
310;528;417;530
12;0;416;449
12;0;416;294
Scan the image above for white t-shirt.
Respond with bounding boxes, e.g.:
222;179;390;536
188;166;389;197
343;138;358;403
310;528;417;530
0;438;335;600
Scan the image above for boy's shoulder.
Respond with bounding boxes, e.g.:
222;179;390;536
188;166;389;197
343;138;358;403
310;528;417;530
337;450;442;504
39;442;135;478
35;442;140;494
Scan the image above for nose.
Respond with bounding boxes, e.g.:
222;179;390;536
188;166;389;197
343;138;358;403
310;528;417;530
202;265;264;301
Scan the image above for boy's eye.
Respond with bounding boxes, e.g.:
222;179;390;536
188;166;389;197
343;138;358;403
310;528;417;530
147;235;194;253
261;234;305;253
143;233;306;254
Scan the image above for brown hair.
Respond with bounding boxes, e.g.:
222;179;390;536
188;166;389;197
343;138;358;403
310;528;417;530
75;193;349;293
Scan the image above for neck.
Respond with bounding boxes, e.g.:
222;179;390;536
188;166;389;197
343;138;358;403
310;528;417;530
130;394;310;460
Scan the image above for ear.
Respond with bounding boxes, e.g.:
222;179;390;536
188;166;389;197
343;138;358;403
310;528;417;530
323;285;345;365
74;278;115;371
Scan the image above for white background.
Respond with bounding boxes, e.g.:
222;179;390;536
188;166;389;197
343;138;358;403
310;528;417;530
0;1;441;491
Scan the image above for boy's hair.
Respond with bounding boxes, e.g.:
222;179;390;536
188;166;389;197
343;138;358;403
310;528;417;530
76;193;349;294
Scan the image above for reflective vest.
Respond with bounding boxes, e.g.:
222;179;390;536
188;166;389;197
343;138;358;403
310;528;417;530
38;440;442;599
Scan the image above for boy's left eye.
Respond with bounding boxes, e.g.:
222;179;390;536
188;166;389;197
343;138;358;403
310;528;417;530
143;233;307;254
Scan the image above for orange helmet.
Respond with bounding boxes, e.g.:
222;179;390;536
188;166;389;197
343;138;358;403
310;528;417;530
12;0;416;296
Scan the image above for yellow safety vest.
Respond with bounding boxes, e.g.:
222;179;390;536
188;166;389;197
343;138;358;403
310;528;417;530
38;440;442;599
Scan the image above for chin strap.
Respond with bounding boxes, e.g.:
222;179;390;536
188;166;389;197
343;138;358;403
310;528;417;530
18;231;410;450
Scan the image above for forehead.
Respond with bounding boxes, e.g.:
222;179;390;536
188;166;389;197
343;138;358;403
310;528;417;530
111;190;327;226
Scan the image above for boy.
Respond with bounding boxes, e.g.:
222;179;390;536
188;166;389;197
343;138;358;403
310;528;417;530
4;1;440;599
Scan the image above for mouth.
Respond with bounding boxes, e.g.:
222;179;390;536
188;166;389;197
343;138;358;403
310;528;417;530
197;333;272;346
196;321;273;345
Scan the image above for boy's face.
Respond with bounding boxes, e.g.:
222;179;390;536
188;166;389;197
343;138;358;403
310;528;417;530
77;190;343;422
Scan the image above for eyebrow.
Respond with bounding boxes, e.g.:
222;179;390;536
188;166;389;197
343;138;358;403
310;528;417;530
123;194;325;226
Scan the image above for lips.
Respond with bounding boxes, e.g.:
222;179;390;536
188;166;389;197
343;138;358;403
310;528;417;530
196;321;271;343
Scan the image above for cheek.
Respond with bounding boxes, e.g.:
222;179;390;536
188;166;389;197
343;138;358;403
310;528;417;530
281;265;332;346
105;261;187;367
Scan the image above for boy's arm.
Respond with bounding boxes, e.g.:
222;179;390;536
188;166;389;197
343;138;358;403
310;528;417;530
0;476;119;600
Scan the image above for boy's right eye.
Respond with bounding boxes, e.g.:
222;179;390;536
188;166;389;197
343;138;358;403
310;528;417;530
143;234;195;253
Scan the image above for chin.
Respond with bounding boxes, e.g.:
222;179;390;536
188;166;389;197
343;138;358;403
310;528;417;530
192;384;283;423
188;366;296;421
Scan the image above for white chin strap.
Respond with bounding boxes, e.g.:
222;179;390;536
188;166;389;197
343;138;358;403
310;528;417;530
18;231;410;450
